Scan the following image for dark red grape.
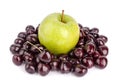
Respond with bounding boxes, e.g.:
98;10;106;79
82;57;94;68
19;49;26;55
69;58;80;65
25;63;36;74
74;64;88;76
91;33;99;38
92;51;100;59
85;42;95;55
74;48;84;58
86;34;94;41
95;57;107;69
99;45;108;56
26;34;38;43
14;38;25;45
82;27;89;35
69;58;80;72
26;25;35;34
26;25;35;31
22;42;31;50
49;59;60;70
90;28;99;33
60;61;72;73
37;63;50;76
38;51;51;63
18;32;27;39
59;54;69;61
96;38;105;46
76;38;85;47
10;44;21;54
78;23;83;28
99;35;108;43
12;54;23;66
23;51;34;63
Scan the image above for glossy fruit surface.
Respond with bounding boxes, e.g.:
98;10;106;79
99;45;108;56
10;44;21;54
73;48;84;58
10;22;109;76
38;51;51;63
60;60;72;73
12;54;23;66
95;57;107;69
74;64;88;76
38;13;80;54
82;57;94;68
37;63;50;76
49;59;60;70
25;63;36;74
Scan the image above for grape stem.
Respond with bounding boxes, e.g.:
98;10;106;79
26;41;42;53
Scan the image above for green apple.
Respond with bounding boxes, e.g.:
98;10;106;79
38;12;80;55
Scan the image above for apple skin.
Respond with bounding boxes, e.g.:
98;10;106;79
38;13;80;55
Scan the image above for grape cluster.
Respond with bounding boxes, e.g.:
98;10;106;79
10;24;108;76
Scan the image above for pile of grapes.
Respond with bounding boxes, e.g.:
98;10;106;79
10;24;108;76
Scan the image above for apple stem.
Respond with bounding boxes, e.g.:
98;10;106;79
61;10;64;22
26;41;42;53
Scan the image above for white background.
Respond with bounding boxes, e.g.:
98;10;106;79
0;0;120;80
